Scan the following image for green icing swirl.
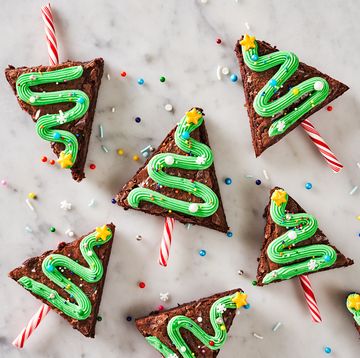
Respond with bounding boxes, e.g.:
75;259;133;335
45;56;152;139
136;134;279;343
146;292;243;358
346;293;360;326
127;110;219;217
262;190;337;284
16;66;90;168
17;226;112;320
241;38;330;137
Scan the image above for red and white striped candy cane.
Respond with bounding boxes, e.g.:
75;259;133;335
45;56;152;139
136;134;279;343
299;275;322;323
12;304;51;348
41;3;59;65
301;119;343;173
158;217;175;267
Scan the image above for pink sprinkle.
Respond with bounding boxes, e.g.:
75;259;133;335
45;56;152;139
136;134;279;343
1;179;7;186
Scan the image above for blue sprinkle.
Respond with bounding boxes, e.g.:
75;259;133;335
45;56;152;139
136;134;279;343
70;294;74;298
324;255;331;262
224;178;232;185
47;265;55;272
324;346;332;354
77;97;85;104
269;79;277;87
76;134;80;137
230;74;238;82
244;304;251;309
182;131;190;140
199;249;207;257
305;182;313;190
135;117;141;123
126;316;132;322
137;78;144;85
251;54;258;61
111;198;116;204
227;231;233;238
53;132;61;140
261;92;265;97
255;179;262;186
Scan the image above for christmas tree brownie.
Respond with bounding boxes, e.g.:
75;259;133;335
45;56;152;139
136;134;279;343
136;289;248;357
256;188;353;285
116;108;228;233
9;223;115;337
235;34;349;156
346;293;360;336
5;58;104;181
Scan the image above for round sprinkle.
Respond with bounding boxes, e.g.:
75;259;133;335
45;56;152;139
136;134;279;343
324;346;332;354
197;317;203;322
158;305;164;311
189;203;199;213
200;0;208;3
305;182;313;190
111;198;116;204
221;67;230;75
209;341;214;347
182;131;190;140
224;178;232;185
126;316;132;322
244;304;251;309
252;280;257;286
41;156;48;163
251;54;259;61
230;74;238;82
117;148;124;156
164;155;175;166
255;179;262;186
89;164;96;170
135;116;141;123
133;155;140;161
199;249;207;257
29;96;36;103
327;105;333;112
216;38;222;44
138;281;146;289
120;71;127;77
50;227;56;233
49;160;55;165
1;179;7;186
77;97;85;104
238;269;244;275
164;103;173;112
159;76;166;83
136;235;143;241
47;265;55;272
137;78;144;85
269;79;277;87
227;231;233;238
324;255;331;262
180;347;186;353
28;192;37;199
96;316;102;321
292;88;300;95
288;231;297;240
314;81;324;91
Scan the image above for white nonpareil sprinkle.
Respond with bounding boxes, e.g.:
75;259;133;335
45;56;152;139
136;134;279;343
349;186;358;195
356;162;360;169
253;332;264;340
111;107;116;113
60;200;72;211
272;322;282;332
221;67;230;75
25;199;34;211
164;103;173;112
263;169;269;180
216;65;222;80
106;73;111;80
197;316;203;322
88;198;95;207
25;226;33;233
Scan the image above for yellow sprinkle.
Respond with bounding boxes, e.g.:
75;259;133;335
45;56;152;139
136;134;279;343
117;148;124;156
168;210;172;213
133;155;139;161
357;215;360;220
66;284;71;290
220;324;226;331
292;88;299;95
28;192;37;199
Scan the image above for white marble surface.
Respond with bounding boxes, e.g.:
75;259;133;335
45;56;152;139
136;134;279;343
0;0;359;357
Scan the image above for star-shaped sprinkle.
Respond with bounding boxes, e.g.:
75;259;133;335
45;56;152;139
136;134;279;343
185;108;202;125
60;200;72;211
307;259;318;271
56;110;67;124
196;155;206;165
216;303;227;314
95;225;111;241
348;294;360;311
239;34;256;51
160;292;169;302
271;189;287;207
231;292;248;308
277;120;286;132
57;151;73;169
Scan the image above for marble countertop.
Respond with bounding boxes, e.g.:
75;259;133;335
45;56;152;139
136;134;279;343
0;0;359;357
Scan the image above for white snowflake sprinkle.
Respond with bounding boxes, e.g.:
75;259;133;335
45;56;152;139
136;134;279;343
56;110;67;124
196;155;206;165
60;200;72;211
160;292;169;302
308;259;318;271
216;303;227;314
277;120;286;132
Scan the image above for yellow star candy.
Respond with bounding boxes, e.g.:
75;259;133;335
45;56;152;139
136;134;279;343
231;292;248;308
239;34;256;51
185;108;202;125
271;189;287;207
95;225;111;241
57;151;73;169
348;294;360;311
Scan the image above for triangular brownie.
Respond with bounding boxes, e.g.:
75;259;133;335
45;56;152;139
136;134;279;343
5;58;104;181
346;293;360;336
116;108;228;233
235;35;349;156
256;188;353;286
136;289;247;357
9;223;115;337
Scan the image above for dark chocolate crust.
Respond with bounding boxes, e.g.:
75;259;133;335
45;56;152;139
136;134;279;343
9;223;115;338
136;289;242;357
235;38;349;157
5;58;104;182
116;110;229;233
256;188;353;286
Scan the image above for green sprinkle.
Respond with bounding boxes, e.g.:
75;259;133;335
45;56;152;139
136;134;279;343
50;227;56;233
160;76;166;83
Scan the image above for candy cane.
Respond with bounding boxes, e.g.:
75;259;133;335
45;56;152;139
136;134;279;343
301;119;343;173
299;275;322;323
158;217;175;267
12;304;51;348
41;3;59;66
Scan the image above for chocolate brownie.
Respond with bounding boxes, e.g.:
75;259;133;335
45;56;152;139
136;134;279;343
136;289;242;357
116;109;228;233
256;188;353;285
9;223;115;337
5;58;104;181
235;38;349;156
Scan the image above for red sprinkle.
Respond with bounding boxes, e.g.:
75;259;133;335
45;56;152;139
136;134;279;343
49;160;55;165
89;164;96;170
158;305;164;311
216;38;222;44
41;156;48;163
209;341;215;346
327;105;333;112
121;71;127;77
138;282;146;289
